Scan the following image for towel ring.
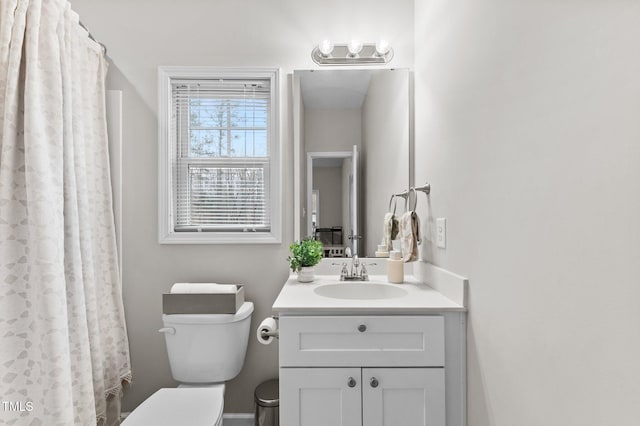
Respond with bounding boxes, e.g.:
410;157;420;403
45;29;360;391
409;187;418;212
401;190;409;212
390;191;410;213
388;195;399;215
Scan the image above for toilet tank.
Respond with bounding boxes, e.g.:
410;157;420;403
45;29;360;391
162;302;254;383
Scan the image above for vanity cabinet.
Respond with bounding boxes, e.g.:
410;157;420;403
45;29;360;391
280;367;445;426
279;315;448;426
363;368;444;426
280;367;361;426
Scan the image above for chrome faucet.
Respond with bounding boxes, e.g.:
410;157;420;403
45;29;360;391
351;255;360;276
339;255;371;281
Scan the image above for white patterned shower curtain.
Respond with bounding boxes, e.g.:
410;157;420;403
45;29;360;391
0;1;131;425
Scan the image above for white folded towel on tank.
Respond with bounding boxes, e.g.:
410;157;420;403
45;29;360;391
170;283;238;294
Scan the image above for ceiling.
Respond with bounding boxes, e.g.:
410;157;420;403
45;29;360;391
298;69;373;109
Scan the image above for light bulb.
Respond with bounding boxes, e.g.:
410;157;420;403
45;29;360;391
347;40;363;56
375;39;391;56
318;39;334;57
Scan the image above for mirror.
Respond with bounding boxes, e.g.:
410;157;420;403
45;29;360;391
293;69;411;257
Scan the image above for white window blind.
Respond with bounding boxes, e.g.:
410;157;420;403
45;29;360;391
171;79;272;232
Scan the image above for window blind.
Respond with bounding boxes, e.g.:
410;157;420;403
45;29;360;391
171;78;272;232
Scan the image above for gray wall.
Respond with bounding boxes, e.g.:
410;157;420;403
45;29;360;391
72;0;414;413
415;1;640;425
304;108;362;152
313;166;343;230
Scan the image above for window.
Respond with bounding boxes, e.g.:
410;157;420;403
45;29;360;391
158;67;280;243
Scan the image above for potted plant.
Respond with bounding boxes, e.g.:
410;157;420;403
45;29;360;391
288;238;324;282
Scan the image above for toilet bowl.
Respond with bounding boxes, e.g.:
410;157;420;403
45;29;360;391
122;386;224;426
122;302;254;426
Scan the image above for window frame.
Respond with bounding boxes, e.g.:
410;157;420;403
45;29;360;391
158;66;281;244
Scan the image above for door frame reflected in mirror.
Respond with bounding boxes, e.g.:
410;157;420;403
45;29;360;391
310;189;319;230
306;150;356;254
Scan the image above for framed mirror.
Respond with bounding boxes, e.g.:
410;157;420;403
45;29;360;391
293;69;411;257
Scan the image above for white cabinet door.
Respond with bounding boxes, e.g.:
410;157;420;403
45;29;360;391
362;368;445;426
280;368;362;426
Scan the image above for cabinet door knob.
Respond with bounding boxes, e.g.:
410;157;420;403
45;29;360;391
370;377;379;388
358;324;367;332
347;377;357;388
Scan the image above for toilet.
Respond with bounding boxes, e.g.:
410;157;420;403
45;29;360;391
123;301;254;426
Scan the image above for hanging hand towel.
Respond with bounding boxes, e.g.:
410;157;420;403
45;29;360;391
400;211;420;262
383;212;400;251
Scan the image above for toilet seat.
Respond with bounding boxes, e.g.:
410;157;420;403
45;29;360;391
122;386;224;426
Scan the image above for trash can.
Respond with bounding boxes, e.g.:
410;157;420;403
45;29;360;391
254;379;279;426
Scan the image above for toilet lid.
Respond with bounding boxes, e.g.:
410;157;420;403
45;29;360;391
122;387;223;426
163;301;254;325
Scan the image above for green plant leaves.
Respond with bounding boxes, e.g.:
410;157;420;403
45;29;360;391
287;238;324;272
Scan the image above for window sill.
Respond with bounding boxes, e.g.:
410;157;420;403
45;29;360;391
158;230;282;245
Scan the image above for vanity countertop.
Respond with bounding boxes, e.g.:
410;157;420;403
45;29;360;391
272;274;466;315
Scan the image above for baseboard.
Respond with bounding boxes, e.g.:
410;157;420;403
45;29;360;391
223;413;254;426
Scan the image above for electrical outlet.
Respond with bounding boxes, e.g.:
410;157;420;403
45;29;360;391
436;218;446;248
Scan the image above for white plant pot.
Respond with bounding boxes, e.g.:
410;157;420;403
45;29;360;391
297;266;315;283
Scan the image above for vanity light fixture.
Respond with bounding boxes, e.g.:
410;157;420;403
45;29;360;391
318;39;334;57
375;39;391;57
347;40;363;57
311;39;394;65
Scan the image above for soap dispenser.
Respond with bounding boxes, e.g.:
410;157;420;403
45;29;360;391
387;250;404;284
375;243;389;258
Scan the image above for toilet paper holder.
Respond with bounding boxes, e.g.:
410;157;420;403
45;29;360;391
258;315;279;342
260;329;279;338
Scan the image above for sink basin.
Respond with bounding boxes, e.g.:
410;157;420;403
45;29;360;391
313;282;408;300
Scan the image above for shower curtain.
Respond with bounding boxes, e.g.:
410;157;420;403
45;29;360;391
0;1;131;425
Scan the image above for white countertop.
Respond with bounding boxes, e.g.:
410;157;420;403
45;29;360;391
272;273;466;315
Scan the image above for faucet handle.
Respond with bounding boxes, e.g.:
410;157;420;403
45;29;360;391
361;263;369;281
340;262;348;281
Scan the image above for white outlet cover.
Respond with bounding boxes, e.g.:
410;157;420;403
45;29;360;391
436;218;446;248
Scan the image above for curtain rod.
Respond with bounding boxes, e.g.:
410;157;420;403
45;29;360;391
79;21;107;55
